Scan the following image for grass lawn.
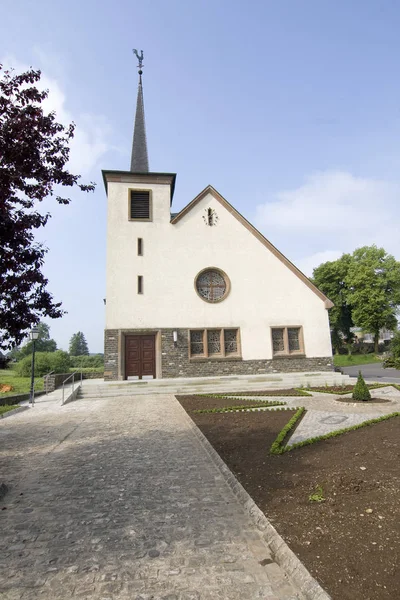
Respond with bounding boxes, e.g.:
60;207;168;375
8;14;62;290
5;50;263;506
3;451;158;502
0;367;44;397
0;404;19;416
333;353;382;367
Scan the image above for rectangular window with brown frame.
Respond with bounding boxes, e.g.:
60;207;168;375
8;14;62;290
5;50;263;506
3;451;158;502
271;326;304;356
189;328;241;359
129;190;151;220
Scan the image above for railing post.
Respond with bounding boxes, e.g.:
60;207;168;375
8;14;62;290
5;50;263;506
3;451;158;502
62;381;65;406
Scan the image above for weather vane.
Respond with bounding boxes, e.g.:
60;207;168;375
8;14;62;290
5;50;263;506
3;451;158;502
133;49;144;75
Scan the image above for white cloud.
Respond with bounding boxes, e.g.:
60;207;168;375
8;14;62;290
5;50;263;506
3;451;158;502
295;250;343;277
1;54;110;175
255;170;400;275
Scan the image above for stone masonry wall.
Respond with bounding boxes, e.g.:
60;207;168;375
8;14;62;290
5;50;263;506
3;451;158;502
161;329;333;378
104;329;119;381
103;328;333;381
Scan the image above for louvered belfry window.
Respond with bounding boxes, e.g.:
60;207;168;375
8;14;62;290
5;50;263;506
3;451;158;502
130;191;150;220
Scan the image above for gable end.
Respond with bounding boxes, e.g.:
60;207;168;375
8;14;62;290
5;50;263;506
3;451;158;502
171;185;334;309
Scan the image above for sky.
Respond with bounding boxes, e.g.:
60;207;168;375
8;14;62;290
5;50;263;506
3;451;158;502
2;0;400;352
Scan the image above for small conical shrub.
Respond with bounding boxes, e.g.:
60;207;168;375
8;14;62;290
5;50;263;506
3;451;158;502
352;371;371;401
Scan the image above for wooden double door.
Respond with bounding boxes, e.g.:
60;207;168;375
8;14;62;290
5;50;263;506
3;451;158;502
125;335;156;379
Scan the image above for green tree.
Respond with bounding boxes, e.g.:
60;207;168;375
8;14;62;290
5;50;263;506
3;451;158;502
312;254;354;354
18;322;57;358
69;332;89;356
346;246;400;353
388;330;400;359
0;65;95;349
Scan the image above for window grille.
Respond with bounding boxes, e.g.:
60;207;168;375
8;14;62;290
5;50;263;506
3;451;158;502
189;328;240;358
190;330;204;355
224;329;238;354
207;330;221;354
272;327;303;355
196;269;227;302
288;328;300;352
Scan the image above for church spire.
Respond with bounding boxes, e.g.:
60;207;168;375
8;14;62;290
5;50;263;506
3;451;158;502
130;49;149;172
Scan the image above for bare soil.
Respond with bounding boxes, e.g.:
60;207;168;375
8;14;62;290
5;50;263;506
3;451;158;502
177;394;400;600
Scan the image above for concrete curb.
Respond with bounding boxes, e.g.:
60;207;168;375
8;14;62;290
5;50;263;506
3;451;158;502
178;402;332;600
0;405;29;419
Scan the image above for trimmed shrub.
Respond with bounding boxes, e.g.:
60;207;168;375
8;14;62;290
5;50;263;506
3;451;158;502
16;351;70;377
352;371;371;401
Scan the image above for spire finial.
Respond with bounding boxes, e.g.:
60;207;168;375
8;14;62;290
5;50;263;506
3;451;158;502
130;49;149;172
133;49;144;80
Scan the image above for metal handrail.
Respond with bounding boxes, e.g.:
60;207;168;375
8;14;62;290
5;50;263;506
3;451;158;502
61;371;83;406
43;370;55;395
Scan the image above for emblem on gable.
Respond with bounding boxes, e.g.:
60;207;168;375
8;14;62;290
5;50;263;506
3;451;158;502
203;207;219;226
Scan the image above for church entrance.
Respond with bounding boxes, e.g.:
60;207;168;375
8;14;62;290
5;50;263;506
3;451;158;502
125;334;156;379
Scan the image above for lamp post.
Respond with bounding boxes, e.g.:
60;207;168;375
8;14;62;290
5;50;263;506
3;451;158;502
29;326;39;406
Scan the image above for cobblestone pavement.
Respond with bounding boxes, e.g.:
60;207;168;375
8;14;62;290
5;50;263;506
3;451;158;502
0;391;302;600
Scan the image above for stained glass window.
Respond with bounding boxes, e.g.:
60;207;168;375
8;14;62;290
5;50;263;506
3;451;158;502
189;328;240;358
288;328;300;352
207;330;221;354
272;328;285;353
272;327;303;355
196;269;228;302
224;330;238;354
190;330;204;355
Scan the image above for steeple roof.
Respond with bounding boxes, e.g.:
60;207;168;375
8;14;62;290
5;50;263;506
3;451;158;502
130;52;149;172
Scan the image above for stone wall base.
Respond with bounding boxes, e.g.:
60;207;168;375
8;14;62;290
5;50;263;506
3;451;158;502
104;328;333;381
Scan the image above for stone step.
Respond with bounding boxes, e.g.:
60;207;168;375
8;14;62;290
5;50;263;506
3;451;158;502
78;372;351;398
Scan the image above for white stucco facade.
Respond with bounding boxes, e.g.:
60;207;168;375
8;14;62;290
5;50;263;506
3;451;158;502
104;172;332;379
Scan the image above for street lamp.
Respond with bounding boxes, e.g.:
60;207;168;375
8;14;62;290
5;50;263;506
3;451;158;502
29;326;39;406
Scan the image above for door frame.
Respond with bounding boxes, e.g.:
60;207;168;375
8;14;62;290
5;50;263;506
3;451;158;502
119;330;162;380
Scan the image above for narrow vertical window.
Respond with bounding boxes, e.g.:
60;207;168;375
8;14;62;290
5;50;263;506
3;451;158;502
138;276;143;294
138;238;143;256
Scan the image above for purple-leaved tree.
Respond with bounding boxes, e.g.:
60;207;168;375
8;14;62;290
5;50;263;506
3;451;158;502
0;65;95;349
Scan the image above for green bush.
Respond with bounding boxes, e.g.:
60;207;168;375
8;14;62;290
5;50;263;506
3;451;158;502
69;354;104;368
352;371;371;401
383;356;400;369
388;331;400;359
16;351;71;377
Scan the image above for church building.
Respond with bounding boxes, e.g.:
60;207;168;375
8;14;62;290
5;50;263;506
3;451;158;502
103;54;333;381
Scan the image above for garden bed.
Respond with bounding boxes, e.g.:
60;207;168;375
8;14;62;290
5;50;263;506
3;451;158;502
178;395;287;412
307;383;398;395
334;397;391;404
177;394;400;600
203;388;312;397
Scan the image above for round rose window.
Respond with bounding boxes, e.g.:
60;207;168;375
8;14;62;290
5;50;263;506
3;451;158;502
195;269;230;303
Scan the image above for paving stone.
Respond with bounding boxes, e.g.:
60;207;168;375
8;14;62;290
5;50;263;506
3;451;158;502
0;390;302;599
